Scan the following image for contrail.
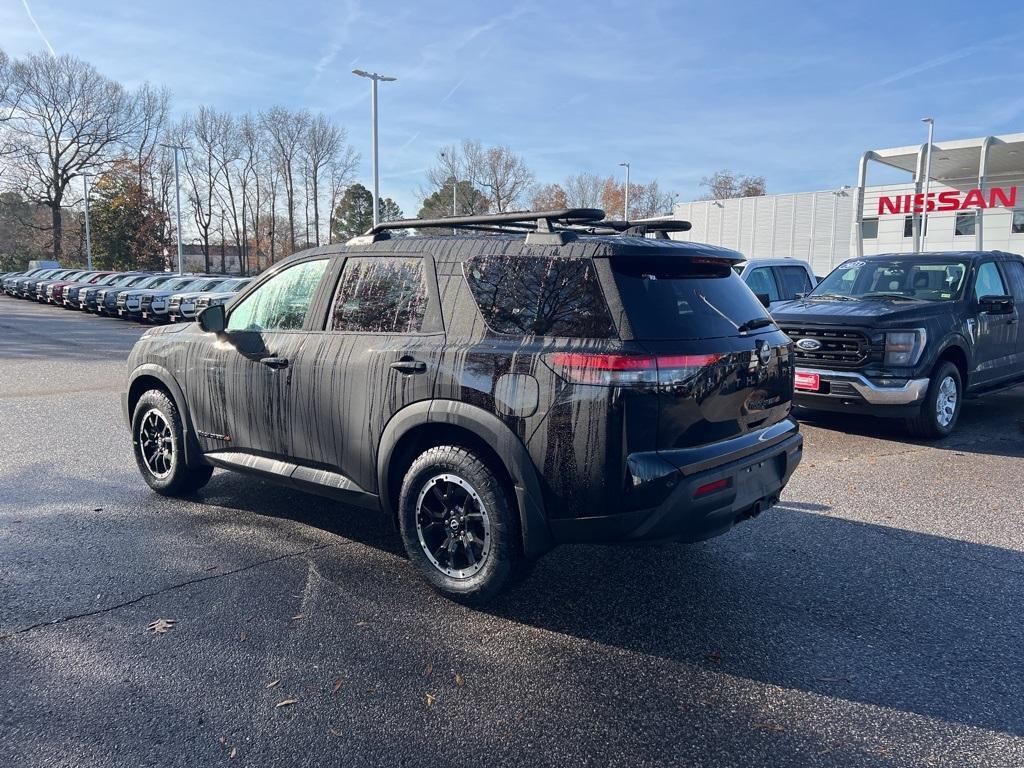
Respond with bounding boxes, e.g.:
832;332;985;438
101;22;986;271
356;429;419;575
21;0;56;57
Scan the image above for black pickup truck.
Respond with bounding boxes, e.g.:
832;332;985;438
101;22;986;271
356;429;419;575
772;251;1024;438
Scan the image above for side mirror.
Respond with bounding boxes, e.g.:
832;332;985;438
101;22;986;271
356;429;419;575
978;294;1014;314
198;303;226;333
794;292;807;300
755;292;772;309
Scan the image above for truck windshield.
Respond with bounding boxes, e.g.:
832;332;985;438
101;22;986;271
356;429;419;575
811;258;969;302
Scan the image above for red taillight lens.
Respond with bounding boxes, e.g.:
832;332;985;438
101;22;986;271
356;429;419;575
694;477;731;498
544;352;722;387
545;352;658;386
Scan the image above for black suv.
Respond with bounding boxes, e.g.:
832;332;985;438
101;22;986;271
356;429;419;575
124;209;803;602
773;250;1024;438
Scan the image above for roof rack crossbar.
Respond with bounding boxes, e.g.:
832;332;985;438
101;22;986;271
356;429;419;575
366;208;605;235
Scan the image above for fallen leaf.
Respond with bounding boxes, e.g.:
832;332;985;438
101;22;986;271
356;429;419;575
147;618;176;635
266;680;281;689
355;621;368;627
239;631;247;642
291;614;305;621
229;747;237;759
332;680;343;694
275;698;298;708
425;693;436;708
753;722;785;733
328;728;343;738
704;650;722;663
424;663;433;677
454;673;465;687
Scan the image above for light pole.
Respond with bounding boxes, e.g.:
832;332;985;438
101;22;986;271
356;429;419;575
82;173;93;270
352;69;397;228
619;162;630;221
160;142;187;274
920;117;934;251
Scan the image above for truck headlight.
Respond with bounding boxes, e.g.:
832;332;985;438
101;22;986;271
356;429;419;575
884;329;927;366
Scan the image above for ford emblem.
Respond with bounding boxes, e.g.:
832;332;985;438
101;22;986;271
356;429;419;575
796;338;822;351
756;340;772;365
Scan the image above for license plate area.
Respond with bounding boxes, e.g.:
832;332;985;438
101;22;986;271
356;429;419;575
794;371;820;391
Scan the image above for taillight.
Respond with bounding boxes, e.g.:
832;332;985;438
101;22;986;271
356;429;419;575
544;352;721;387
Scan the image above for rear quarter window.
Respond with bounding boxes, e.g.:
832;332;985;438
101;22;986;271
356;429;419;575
464;255;615;338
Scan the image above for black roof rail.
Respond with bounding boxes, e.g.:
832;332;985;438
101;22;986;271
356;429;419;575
346;209;692;245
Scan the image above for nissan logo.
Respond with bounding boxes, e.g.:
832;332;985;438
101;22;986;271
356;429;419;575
796;338;822;351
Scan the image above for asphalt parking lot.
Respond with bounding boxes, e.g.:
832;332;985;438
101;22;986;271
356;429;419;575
2;295;1023;768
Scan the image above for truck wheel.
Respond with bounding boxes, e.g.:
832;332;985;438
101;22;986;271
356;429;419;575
398;445;525;605
131;389;214;495
906;362;962;439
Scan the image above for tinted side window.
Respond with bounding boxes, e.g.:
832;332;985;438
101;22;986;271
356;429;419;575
744;268;780;302
227;258;328;332
464;255;615;338
974;262;1007;301
776;265;813;299
331;257;427;333
1002;261;1024;300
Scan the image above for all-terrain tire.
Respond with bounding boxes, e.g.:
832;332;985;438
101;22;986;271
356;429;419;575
397;445;526;605
131;389;214;495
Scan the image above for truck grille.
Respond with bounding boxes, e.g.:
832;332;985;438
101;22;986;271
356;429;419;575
780;326;877;370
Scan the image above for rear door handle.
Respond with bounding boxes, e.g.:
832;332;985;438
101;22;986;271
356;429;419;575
260;356;290;370
390;358;427;374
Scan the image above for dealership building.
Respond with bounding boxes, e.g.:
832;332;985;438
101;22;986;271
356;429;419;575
672;132;1024;276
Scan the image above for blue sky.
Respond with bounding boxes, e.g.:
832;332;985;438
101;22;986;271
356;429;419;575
3;0;1024;215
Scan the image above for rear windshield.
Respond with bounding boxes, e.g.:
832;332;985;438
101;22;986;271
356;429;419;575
611;256;771;340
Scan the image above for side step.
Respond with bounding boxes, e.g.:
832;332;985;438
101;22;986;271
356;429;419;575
965;377;1024;399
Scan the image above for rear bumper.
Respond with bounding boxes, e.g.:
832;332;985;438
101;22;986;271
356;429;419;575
548;431;803;545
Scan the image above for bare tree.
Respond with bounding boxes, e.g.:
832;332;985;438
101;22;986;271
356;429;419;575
461;139;534;212
301;113;346;247
260;106;310;253
176;108;227;271
699;169;766;200
130;83;169;194
563;172;604;209
529;183;567;210
326;150;359;244
239;113;264;271
3;52;145;260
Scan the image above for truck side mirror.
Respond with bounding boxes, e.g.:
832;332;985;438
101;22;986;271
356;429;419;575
198;303;226;333
978;294;1014;314
755;292;772;309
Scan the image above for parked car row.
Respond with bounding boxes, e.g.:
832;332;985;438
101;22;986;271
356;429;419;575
1;267;252;323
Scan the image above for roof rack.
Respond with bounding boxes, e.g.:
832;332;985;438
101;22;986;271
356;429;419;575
346;208;691;245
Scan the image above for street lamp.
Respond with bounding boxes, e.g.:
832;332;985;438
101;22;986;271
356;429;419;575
82;173;93;270
920;117;935;251
352;69;397;228
619;162;630;221
160;142;187;274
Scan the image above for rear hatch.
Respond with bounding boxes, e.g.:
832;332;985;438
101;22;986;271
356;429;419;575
606;253;794;458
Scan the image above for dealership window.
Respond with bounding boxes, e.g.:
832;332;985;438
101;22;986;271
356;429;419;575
903;215;928;238
954;211;976;237
1012;209;1024;235
861;218;878;239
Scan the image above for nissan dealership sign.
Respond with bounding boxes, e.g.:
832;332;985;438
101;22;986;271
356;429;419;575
878;186;1017;215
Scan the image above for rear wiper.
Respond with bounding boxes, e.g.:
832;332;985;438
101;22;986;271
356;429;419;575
736;317;776;334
